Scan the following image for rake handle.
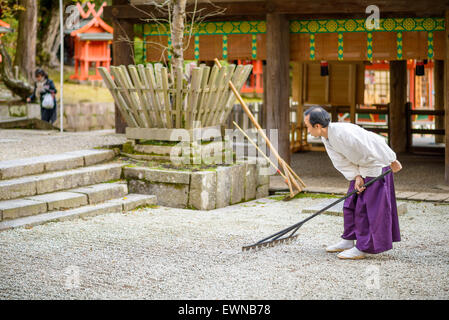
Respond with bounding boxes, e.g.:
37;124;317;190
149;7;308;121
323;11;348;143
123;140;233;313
254;169;393;245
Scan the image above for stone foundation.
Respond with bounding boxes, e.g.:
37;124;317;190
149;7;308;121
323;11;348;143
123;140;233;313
123;158;270;210
55;102;115;132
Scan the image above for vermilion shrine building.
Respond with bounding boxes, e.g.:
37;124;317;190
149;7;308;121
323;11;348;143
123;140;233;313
69;2;113;81
0;19;12;63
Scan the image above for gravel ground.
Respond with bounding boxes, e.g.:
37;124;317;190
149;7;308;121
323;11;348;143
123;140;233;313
0;197;448;300
0;129;126;161
0;129;448;300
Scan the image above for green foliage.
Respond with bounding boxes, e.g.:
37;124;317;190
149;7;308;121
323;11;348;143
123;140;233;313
134;36;144;65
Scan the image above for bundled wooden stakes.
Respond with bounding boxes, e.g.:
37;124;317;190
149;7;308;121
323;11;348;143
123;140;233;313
213;59;306;199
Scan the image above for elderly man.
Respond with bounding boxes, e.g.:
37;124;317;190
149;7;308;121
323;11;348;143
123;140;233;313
304;106;402;260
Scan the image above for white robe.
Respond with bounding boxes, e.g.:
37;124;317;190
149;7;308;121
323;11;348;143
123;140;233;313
321;122;397;181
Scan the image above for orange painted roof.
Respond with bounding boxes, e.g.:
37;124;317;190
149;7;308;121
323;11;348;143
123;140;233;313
0;19;10;29
71;2;113;36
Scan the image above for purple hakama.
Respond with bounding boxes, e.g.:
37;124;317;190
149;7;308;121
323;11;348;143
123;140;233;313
341;167;401;254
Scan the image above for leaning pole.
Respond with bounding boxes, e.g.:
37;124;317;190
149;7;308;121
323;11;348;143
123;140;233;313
59;0;64;132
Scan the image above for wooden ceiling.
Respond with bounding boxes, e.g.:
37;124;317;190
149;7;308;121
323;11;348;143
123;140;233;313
108;0;449;21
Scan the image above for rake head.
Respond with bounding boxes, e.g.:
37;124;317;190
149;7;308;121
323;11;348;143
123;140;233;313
241;234;299;251
281;191;300;202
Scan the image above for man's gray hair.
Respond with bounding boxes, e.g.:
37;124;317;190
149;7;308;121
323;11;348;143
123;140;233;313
304;106;331;128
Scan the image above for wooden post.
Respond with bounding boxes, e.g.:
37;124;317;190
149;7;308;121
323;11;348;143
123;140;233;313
434;60;444;144
262;61;267;129
348;64;357;124
292;61;304;149
265;13;291;165
389;60;407;153
112;0;134;134
445;10;449;184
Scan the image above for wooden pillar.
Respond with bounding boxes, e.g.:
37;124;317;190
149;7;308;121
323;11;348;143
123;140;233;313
434;60;444;144
112;0;134;134
265;13;291;164
262;61;267;129
348;64;357;123
445;10;449;184
389;60;408;153
292;62;303;123
292;61;304;150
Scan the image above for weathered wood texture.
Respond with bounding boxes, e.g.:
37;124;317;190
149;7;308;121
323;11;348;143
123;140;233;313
389;60;408;153
434;60;445;144
265;13;290;165
301;61;364;106
112;1;449;19
112;0;135;133
445;10;449;184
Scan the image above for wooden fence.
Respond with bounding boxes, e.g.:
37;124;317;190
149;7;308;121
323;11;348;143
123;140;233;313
223;102;264;131
405;102;445;153
98;63;253;130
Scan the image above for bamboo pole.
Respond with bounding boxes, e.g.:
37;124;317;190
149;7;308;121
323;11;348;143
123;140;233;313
215;58;306;191
281;159;294;197
233;121;289;183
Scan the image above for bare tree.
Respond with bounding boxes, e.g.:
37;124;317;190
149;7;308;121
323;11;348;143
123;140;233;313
129;0;225;68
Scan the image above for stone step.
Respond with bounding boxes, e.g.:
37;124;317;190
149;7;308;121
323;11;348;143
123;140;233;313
0;149;117;180
0;163;124;201
0;182;128;221
301;198;408;216
0;194;157;232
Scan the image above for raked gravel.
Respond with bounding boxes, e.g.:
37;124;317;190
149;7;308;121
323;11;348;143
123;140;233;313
0;196;448;300
0;129;126;161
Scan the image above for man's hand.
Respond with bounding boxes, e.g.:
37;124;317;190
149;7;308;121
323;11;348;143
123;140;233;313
26;97;31;103
390;160;402;173
354;175;366;194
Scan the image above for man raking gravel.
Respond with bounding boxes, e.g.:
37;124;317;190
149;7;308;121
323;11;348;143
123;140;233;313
304;106;402;260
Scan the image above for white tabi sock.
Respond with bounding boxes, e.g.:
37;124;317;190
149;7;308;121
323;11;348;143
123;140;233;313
326;239;354;252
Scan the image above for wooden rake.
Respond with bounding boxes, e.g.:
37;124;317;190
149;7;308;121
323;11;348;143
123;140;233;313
241;169;393;251
214;58;306;200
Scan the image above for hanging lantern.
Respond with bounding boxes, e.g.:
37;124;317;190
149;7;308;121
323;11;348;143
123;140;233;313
320;61;329;76
415;60;425;76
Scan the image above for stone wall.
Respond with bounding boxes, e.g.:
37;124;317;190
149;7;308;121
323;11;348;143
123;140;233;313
1;101;115;132
55;102;115;132
124;158;271;210
0;102;40;119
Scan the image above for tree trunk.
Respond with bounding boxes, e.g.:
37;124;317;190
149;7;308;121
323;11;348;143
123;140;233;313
170;0;186;94
40;4;61;68
0;43;34;101
170;0;187;71
14;0;38;82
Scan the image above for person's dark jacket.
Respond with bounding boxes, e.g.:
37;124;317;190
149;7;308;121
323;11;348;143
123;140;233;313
29;78;57;105
28;78;57;123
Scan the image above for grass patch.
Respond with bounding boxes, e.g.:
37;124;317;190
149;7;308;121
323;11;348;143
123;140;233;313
105;179;123;184
269;192;340;201
48;67;114;104
132;204;160;211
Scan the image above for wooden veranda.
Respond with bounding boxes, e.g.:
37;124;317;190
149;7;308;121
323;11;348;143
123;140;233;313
104;0;449;184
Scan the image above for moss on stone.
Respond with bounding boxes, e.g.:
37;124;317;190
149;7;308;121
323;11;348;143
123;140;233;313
122;141;134;154
133;204;160;210
269;192;340;201
138;139;179;146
